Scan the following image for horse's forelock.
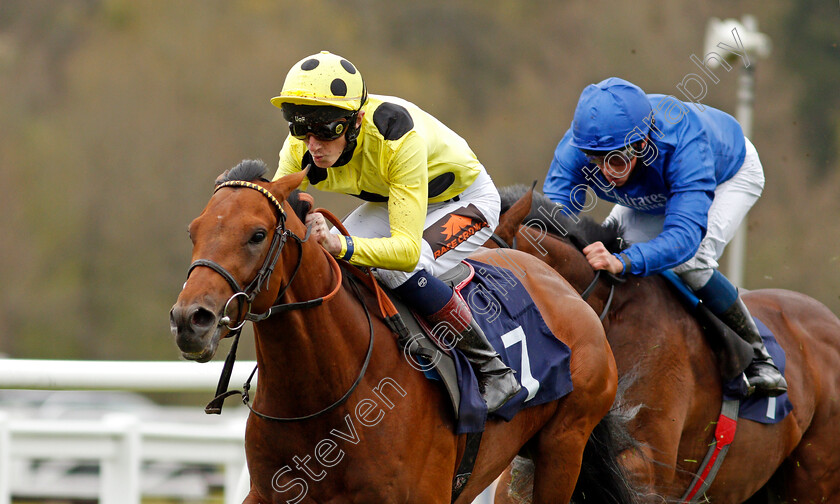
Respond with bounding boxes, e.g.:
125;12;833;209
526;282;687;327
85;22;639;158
499;184;627;253
216;159;269;186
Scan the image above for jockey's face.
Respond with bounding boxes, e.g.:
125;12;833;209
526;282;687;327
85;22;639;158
305;131;347;168
303;111;364;169
595;154;639;187
586;139;646;187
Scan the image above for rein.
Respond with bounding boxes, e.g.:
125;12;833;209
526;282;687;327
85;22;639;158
581;269;623;322
490;231;621;321
189;180;370;422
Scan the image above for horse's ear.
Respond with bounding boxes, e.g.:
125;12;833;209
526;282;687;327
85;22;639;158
498;181;535;234
271;166;309;200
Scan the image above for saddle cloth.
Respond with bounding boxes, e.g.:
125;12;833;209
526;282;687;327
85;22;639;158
390;259;574;434
722;317;793;423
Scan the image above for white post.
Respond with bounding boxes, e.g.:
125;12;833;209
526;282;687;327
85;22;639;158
704;14;770;288
0;412;10;504
726;16;759;287
100;414;142;504
727;62;755;287
233;462;251;504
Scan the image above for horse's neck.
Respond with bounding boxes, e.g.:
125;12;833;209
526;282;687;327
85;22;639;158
549;236;620;316
250;241;374;416
548;237;597;289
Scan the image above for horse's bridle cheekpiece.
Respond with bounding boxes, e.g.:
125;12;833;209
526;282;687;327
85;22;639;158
187;180;291;330
185;179;373;423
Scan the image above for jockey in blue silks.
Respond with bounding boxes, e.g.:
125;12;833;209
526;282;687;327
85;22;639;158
543;77;786;397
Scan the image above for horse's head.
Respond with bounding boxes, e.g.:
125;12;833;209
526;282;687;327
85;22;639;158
493;182;536;247
169;160;309;362
496;184;627;289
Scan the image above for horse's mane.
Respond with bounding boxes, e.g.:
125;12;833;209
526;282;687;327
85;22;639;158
216;159;270;185
498;184;627;253
215;159;311;222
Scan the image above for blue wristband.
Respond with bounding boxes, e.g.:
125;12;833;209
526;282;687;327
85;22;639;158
341;236;355;261
614;253;627;275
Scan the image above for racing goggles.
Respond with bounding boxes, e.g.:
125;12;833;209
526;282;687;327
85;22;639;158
288;117;351;141
582;144;637;165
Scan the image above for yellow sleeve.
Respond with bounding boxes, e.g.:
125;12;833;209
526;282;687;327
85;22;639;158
345;133;428;271
273;136;310;190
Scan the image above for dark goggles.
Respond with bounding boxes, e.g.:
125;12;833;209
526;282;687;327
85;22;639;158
288;117;351;141
582;144;637;165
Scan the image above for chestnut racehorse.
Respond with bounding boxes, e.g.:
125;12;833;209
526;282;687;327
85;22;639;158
169;162;639;503
491;185;840;503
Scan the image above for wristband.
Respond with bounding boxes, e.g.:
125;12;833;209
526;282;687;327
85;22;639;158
341;235;355;261
614;253;628;275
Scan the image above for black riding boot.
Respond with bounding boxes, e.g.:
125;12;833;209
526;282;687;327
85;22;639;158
718;296;787;397
428;292;521;413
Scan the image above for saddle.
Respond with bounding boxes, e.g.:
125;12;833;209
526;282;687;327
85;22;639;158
384;263;473;418
660;270;753;387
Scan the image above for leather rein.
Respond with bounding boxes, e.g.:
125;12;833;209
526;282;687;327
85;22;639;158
186;180;373;422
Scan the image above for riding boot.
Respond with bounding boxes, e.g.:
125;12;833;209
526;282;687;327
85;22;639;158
427;291;521;413
718;296;788;397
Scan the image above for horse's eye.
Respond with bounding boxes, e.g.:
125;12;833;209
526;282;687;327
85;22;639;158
250;230;267;244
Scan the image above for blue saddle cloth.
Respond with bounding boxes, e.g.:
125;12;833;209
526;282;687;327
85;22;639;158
443;259;573;434
660;271;793;424
723;317;793;423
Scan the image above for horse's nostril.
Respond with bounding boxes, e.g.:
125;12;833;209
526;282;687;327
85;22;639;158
191;306;216;329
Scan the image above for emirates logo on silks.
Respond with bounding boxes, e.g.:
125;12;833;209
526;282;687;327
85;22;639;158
424;204;489;259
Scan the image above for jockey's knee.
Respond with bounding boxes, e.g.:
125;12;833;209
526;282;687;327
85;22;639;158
375;268;413;289
677;268;715;291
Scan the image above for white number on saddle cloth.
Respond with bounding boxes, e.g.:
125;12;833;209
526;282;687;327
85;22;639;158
501;326;540;402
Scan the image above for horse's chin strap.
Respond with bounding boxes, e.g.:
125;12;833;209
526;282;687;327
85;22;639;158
580;269;625;321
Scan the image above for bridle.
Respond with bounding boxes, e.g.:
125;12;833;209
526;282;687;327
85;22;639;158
187;180;312;329
184;180;373;422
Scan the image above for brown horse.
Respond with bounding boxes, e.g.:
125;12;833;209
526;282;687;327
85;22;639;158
169;161;638;503
490;185;840;503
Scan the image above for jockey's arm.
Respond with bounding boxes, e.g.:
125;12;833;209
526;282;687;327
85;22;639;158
621;135;717;276
337;134;429;271
621;190;711;276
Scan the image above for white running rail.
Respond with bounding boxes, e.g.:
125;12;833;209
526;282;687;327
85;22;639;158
0;358;253;504
0;359;496;504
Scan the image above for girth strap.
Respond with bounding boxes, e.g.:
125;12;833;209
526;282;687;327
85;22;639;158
680;399;740;503
451;431;484;503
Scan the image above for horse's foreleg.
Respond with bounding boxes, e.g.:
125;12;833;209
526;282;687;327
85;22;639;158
530;426;588;502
